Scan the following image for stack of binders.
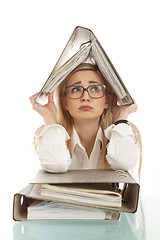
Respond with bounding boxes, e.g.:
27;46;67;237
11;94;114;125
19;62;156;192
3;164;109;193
13;169;140;221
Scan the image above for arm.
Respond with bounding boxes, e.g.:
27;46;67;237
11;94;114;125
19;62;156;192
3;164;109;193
37;125;71;173
105;96;139;171
30;92;71;173
105;123;139;171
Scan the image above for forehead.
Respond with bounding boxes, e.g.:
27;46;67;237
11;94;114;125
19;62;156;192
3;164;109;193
66;70;104;86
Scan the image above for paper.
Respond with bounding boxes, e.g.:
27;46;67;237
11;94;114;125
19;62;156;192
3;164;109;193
27;200;114;220
40;184;122;208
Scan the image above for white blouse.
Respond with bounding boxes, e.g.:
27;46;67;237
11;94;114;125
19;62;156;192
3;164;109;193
36;123;139;179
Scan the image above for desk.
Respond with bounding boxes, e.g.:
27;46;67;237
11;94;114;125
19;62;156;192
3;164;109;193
12;196;160;240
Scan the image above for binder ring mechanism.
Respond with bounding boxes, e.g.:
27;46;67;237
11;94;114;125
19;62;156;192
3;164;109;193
80;41;92;49
115;170;128;178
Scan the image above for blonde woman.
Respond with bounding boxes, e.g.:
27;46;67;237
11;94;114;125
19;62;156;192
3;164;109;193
30;63;142;181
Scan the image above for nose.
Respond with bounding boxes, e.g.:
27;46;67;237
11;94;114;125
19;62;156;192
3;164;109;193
81;89;90;101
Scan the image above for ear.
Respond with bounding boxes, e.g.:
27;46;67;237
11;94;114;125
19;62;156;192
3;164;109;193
104;101;109;109
104;95;111;109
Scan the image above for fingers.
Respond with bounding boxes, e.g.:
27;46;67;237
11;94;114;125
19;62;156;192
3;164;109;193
131;101;137;113
29;91;55;116
128;99;137;114
29;92;44;114
48;92;54;103
29;91;54;104
29;92;39;104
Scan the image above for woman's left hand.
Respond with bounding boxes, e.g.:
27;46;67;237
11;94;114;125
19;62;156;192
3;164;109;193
112;95;137;122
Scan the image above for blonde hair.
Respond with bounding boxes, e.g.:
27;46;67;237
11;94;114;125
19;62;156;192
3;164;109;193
35;63;142;180
55;64;112;161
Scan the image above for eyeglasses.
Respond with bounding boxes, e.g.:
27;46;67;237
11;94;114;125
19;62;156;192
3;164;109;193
65;84;106;99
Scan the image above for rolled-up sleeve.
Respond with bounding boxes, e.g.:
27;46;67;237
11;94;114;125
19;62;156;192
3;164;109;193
37;125;71;173
104;123;139;171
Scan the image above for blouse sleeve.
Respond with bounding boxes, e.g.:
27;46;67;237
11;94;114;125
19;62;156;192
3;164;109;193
104;123;139;171
36;124;71;173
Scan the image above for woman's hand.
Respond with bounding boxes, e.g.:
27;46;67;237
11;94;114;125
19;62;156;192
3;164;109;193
112;95;137;122
29;92;57;125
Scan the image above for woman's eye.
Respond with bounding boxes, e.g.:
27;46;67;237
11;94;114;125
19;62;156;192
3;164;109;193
71;87;82;93
91;86;100;92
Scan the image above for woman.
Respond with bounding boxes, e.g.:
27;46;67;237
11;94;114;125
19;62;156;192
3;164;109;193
30;63;142;180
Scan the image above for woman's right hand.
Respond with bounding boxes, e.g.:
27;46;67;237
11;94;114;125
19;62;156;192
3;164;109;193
29;92;58;125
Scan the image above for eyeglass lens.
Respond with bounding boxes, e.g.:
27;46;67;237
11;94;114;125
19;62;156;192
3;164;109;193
66;85;105;99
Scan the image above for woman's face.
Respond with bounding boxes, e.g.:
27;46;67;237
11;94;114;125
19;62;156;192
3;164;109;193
62;70;109;123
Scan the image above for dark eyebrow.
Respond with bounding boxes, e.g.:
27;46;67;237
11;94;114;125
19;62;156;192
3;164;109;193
69;81;100;86
70;81;81;85
88;81;100;84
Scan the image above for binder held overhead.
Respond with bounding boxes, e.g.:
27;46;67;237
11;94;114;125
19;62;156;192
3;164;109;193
35;26;133;106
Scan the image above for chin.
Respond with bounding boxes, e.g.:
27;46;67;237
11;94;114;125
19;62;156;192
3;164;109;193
73;114;101;122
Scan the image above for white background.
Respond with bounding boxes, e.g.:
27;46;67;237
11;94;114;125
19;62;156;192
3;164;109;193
0;0;160;237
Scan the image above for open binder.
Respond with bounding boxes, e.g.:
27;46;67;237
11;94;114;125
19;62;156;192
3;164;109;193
35;26;133;106
13;169;140;221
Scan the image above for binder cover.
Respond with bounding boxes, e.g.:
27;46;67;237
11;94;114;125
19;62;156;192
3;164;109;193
13;169;140;221
35;26;133;105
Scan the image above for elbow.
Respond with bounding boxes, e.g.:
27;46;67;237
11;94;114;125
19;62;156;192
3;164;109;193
107;152;138;171
41;163;69;173
39;149;71;173
106;140;139;171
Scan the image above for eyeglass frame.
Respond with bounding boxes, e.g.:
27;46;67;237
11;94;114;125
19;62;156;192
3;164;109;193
65;84;106;99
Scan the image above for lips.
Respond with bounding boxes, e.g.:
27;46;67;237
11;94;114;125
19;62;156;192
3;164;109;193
79;105;93;111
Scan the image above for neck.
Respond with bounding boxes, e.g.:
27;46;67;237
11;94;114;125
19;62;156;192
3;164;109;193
73;119;100;158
